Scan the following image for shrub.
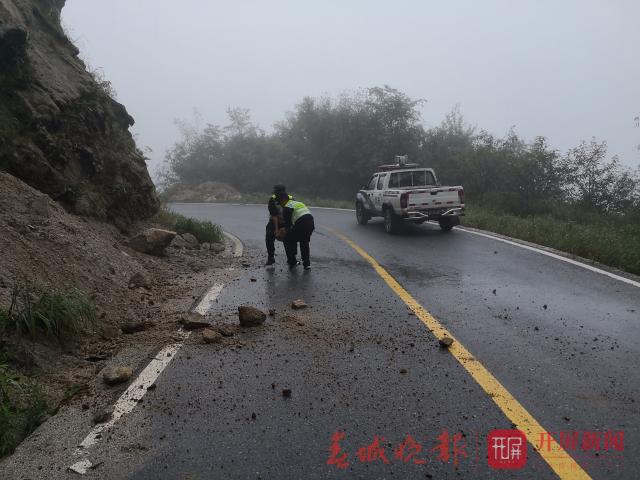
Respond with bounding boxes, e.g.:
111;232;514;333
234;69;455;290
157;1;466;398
4;283;96;341
174;216;224;244
153;206;224;244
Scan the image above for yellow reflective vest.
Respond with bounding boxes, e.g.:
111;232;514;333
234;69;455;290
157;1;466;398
284;199;311;224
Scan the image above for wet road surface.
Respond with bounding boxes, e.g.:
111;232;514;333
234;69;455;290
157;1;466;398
6;203;638;479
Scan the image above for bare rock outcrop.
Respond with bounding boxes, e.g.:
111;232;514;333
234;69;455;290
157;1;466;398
0;0;158;224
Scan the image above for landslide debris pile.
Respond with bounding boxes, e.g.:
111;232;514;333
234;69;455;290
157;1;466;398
0;0;158;225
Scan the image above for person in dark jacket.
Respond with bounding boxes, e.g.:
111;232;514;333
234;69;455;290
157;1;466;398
276;191;315;270
265;184;291;265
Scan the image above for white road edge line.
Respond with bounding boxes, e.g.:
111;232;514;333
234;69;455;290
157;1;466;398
68;230;243;474
223;231;244;257
193;283;224;315
457;227;640;288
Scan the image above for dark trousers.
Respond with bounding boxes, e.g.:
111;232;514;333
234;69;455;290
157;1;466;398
265;221;276;257
284;215;315;266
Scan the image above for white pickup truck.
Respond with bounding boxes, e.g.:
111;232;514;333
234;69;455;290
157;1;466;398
355;161;465;233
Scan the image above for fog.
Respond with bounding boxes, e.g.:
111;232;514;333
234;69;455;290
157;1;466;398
62;0;640;177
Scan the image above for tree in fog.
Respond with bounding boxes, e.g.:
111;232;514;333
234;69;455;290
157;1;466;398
564;139;636;212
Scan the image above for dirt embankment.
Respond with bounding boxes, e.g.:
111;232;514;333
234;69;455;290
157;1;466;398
0;171;231;409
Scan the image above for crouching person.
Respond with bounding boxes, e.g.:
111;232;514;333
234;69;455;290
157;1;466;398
276;191;315;270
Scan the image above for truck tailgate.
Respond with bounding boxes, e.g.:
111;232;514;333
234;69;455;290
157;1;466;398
407;187;462;209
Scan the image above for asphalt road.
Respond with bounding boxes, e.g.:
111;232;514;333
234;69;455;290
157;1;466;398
7;203;638;479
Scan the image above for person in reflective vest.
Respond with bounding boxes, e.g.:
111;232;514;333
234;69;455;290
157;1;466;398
276;191;315;270
265;184;292;265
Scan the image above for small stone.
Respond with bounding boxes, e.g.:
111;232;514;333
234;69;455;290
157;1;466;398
93;407;113;424
147;383;157;391
180;232;199;248
120;321;146;334
250;278;257;282
202;329;223;344
543;304;548;310
534;326;540;331
242;263;250;267
238;306;266;327
251;412;256;420
438;337;454;348
128;272;151;290
217;325;236;337
268;309;276;316
492;289;496;295
291;299;307;310
103;366;133;385
399;368;407;374
282;388;292;398
200;242;211;251
211;242;225;253
181;312;211;330
100;325;120;340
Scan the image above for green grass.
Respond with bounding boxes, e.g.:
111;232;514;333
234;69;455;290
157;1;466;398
0;360;48;458
153;206;224;244
464;205;640;275
2;283;96;341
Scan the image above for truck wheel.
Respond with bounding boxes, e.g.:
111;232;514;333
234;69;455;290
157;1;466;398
356;202;369;225
438;217;457;232
384;208;398;234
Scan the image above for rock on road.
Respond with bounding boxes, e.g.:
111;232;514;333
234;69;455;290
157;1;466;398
2;203;638;480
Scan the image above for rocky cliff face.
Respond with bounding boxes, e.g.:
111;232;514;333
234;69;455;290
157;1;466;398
0;0;158;224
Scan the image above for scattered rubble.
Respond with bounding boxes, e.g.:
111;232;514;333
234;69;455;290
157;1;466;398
103;366;133;385
202;329;223;344
128;228;176;256
238;306;266;327
211;243;225;254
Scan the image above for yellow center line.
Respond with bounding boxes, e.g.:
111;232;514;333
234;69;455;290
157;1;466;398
328;227;591;480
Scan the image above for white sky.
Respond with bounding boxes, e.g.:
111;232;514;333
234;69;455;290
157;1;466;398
62;0;640;177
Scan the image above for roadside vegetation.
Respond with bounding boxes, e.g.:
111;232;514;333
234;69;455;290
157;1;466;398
0;283;96;341
464;206;640;275
158;86;640;274
153;206;224;244
0;359;49;458
0;282;96;457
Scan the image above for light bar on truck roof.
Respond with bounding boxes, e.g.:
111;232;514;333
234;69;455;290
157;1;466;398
376;163;421;171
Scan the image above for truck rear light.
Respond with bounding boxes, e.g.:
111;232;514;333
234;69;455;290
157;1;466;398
400;192;409;209
458;188;465;204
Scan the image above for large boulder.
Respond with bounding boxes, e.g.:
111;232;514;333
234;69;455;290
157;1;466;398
238;306;266;327
128;228;176;256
